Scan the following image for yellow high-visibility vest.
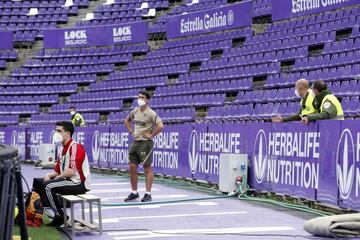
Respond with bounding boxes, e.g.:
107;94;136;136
300;90;317;116
320;94;344;120
71;113;85;126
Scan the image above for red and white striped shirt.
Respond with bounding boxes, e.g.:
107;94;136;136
54;139;90;189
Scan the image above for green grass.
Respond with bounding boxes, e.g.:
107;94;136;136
12;215;66;240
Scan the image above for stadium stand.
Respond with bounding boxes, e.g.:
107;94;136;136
0;49;17;69
0;0;359;126
0;0;90;43
149;0;227;34
2;2;360;239
77;0;169;27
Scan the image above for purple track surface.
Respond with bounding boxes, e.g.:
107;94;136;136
21;164;332;240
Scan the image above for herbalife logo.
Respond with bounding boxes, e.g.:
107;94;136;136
336;129;355;200
11;130;21;158
92;130;100;164
188;130;199;174
254;130;267;184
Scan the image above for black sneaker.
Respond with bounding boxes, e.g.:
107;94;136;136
141;193;152;202
124;192;139;202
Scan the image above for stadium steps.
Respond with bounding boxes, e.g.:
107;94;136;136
147;0;183;48
225;91;238;103
59;0;107;29
99;113;108;123
252;23;269;35
0;40;43;78
148;39;167;51
95;75;108;83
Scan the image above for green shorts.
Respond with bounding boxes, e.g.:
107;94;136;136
129;140;154;165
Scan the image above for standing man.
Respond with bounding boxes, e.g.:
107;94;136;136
272;78;317;122
124;91;164;202
32;121;91;226
70;106;85;127
301;80;344;124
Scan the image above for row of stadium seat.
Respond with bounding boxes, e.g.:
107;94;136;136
24;54;132;67
36;44;148;58
268;8;360;32
2;74;96;86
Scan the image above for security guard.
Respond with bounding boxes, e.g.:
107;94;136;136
272;78;317;122
70;106;85;127
301;80;344;124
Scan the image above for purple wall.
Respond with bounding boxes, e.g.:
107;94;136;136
43;21;148;48
0;31;13;50
3;120;360;210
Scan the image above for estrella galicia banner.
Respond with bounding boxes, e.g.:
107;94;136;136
166;1;252;38
316;120;341;206
245;122;272;191
84;126;111;168
43;21;148;48
152;125;191;177
272;0;360;21
0;31;13;50
336;120;360;210
27;126;53;161
270;122;319;200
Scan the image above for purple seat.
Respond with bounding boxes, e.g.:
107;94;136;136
346;97;359;116
338;81;350;96
329;81;341;94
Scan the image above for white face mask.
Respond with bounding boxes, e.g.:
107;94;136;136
70;111;76;115
53;132;64;144
294;89;301;98
309;89;315;98
137;99;146;107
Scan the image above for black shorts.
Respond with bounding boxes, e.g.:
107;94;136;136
129;140;154;165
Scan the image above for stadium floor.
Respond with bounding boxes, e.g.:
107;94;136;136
21;164;330;240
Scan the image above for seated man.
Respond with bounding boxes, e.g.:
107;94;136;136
32;121;91;226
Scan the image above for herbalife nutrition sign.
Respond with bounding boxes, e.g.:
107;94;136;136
317;121;360;210
248;121;360;210
166;1;252;38
250;123;320;200
4;120;360;210
188;124;244;182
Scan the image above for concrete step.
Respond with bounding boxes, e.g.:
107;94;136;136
60;0;107;28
